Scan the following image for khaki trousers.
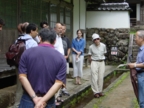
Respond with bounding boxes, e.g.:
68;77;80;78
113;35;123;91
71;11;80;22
90;61;105;94
13;68;23;108
66;62;69;74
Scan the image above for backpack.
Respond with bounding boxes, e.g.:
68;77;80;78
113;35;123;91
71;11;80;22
5;36;30;67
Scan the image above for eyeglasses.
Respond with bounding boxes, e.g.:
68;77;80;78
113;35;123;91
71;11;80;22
94;38;100;41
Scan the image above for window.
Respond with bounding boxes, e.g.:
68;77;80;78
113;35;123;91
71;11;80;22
41;1;49;23
64;0;71;3
0;0;17;28
60;7;64;23
65;8;71;30
21;0;41;25
50;3;57;28
0;0;73;33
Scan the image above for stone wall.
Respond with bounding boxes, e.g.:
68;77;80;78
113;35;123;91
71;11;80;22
86;28;130;65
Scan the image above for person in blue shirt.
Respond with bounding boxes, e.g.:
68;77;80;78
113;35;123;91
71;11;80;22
13;23;38;108
128;30;144;108
72;29;85;85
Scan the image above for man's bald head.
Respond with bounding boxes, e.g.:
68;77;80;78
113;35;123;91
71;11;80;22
54;23;62;35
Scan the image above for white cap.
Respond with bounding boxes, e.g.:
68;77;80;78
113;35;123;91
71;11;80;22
92;33;100;41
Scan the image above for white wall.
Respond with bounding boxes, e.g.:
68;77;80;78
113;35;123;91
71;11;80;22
73;0;86;38
86;11;130;28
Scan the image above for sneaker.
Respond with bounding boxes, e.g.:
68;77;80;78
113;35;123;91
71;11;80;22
59;89;63;97
62;89;70;96
99;92;105;97
94;93;100;98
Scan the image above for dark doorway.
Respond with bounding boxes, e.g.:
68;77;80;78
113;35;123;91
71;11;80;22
129;4;136;26
130;4;136;18
0;75;16;89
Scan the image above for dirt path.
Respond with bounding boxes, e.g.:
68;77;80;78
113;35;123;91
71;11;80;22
84;73;139;108
99;74;138;108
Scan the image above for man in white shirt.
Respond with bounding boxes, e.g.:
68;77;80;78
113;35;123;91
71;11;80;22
88;33;107;98
54;23;64;55
54;23;65;105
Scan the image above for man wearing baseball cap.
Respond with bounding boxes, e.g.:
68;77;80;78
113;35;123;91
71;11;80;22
88;33;107;98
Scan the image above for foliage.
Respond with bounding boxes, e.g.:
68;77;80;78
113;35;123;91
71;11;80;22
133;98;139;108
130;30;136;34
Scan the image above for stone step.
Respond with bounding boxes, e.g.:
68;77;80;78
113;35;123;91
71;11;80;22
0;86;15;108
0;58;16;79
1;66;117;108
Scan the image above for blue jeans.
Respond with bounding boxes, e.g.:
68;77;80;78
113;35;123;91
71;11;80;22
137;72;144;108
19;93;55;108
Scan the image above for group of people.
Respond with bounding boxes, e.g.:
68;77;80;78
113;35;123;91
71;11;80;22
17;24;66;108
14;21;106;108
1;17;144;108
0;18;107;108
14;22;72;108
6;20;89;108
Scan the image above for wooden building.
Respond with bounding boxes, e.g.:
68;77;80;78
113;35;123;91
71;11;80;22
0;0;144;58
0;0;73;58
86;0;144;25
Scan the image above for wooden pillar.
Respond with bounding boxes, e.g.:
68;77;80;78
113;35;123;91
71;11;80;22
136;3;140;24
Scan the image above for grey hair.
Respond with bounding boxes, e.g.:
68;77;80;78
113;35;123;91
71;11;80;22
137;30;144;39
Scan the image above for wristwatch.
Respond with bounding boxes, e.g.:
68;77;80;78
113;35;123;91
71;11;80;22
31;94;37;99
134;63;137;68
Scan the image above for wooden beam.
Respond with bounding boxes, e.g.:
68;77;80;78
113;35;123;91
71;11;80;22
108;0;141;3
85;0;141;3
85;0;102;3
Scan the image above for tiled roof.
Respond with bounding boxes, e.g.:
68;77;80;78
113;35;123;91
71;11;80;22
87;2;132;11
